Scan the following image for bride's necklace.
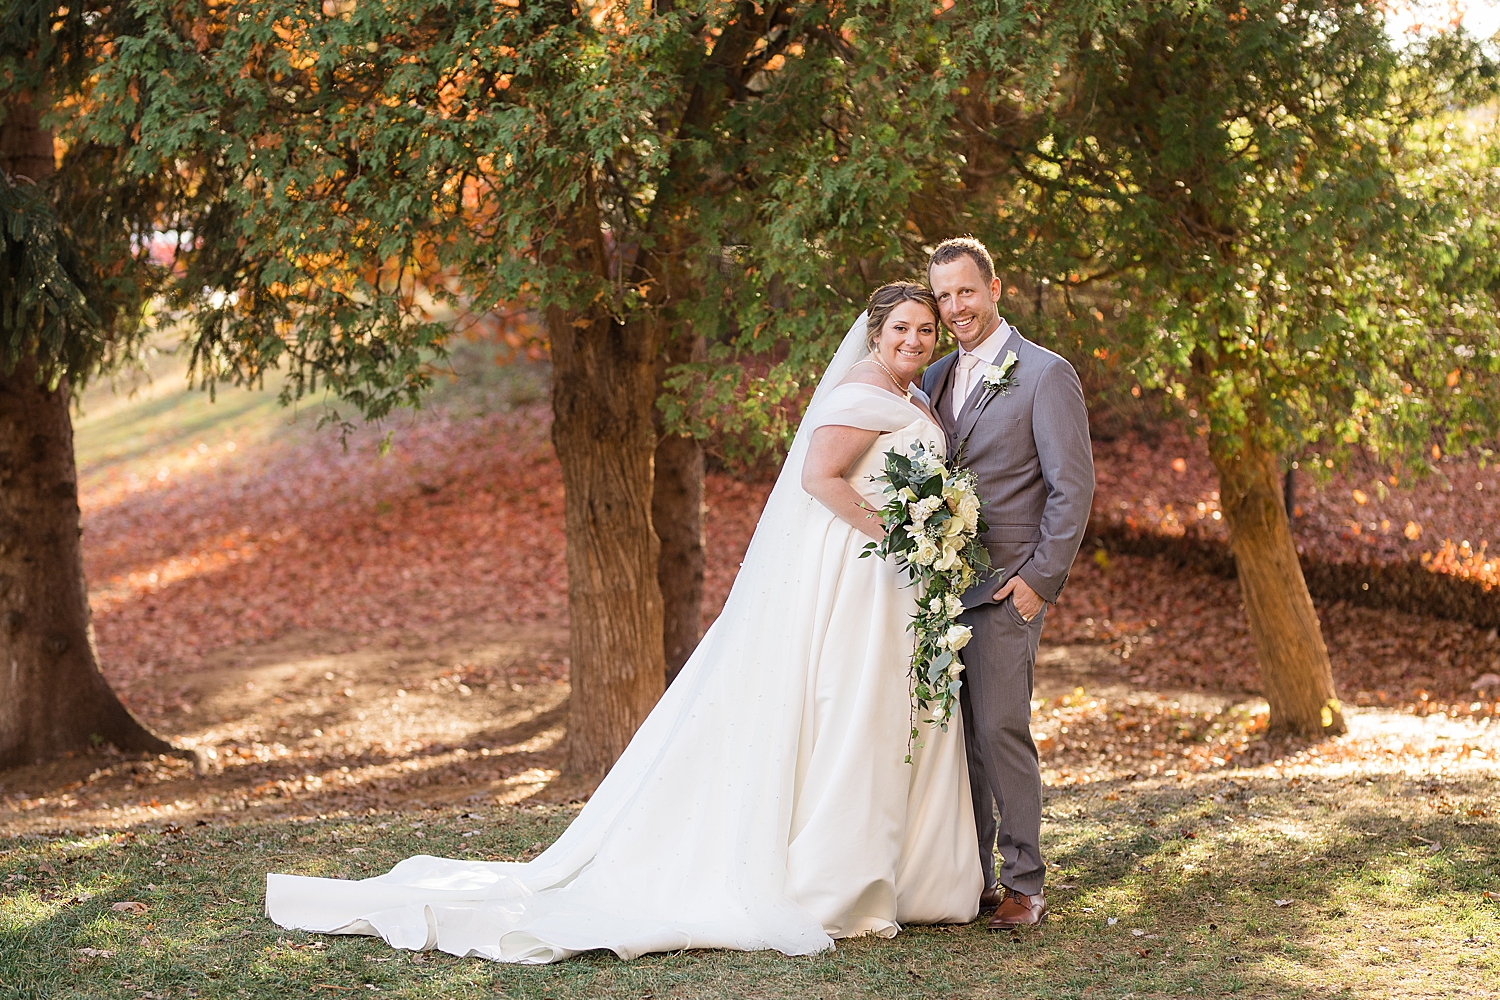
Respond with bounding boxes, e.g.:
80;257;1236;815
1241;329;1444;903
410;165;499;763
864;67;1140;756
855;356;913;402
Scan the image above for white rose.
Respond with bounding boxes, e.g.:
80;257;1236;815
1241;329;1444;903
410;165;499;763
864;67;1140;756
955;490;981;534
944;593;964;618
912;534;940;567
943;623;972;651
948;657;966;677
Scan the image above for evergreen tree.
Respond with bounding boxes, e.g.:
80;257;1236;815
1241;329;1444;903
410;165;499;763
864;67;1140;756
947;0;1500;735
90;0;984;776
0;3;181;764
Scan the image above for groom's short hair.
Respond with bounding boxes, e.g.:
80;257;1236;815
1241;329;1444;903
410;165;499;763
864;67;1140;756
928;237;996;285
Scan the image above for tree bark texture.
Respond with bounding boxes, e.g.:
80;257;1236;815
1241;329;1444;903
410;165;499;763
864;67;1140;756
547;190;667;780
0;361;171;766
654;330;706;685
0;91;55;183
1211;435;1346;737
545;20;761;774
0;93;169;767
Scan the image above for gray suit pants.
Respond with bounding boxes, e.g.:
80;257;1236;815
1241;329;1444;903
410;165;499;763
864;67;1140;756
958;597;1046;896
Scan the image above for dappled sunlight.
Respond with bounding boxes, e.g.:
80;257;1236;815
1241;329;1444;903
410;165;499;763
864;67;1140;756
3;649;1496;997
77;403;568;701
0;620;572;836
1037;765;1496;993
88;526;279;616
18;312;1492;999
1033;648;1500;792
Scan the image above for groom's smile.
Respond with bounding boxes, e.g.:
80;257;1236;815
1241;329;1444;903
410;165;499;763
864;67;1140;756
928;254;1004;352
947;311;981;338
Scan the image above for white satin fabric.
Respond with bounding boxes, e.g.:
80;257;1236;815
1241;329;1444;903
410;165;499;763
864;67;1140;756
265;321;982;964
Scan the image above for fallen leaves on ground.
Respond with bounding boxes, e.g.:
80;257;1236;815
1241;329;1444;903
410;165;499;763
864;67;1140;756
1090;423;1499;574
82;400;765;721
1071;426;1500;712
1046;550;1500;713
1;370;1490;835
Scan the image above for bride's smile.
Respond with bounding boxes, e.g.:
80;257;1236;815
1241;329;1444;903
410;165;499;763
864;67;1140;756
872;300;938;389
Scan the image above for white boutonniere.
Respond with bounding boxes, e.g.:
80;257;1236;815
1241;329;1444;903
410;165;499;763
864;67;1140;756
979;349;1020;401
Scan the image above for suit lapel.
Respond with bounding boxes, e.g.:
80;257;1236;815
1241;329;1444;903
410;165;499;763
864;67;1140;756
955;326;1023;444
926;351;961;445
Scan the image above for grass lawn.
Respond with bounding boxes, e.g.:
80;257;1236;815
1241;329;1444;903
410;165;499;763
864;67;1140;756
5;328;1490;999
3;769;1495;1000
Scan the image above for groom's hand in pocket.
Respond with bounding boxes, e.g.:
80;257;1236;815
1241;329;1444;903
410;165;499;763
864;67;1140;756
994;574;1045;621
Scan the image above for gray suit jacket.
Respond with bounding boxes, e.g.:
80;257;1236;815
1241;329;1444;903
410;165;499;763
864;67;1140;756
922;325;1095;608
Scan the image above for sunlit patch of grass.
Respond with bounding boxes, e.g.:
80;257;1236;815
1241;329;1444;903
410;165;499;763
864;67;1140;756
72;334;551;515
1;772;1494;998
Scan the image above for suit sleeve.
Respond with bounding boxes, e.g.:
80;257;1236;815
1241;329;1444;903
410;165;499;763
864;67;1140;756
1014;358;1094;604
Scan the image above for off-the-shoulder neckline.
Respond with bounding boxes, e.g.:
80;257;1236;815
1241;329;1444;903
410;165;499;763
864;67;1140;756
825;379;935;420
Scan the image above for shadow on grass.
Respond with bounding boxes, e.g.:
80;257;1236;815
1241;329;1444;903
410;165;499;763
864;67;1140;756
4;767;1494;999
0;688;572;837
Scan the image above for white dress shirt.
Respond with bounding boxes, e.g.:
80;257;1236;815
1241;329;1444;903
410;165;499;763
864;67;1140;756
950;319;1013;420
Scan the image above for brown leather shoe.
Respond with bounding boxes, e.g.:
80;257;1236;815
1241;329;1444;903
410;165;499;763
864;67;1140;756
987;887;1047;930
978;886;1004;914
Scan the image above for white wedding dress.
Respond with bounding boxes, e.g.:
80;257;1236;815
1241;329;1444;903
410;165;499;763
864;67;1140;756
265;315;982;962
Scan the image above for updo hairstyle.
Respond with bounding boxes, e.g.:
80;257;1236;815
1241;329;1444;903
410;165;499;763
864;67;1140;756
864;281;939;352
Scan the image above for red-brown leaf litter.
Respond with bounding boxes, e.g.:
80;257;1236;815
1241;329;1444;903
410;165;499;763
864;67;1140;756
1066;425;1500;712
80;399;1500;749
1;375;1494;832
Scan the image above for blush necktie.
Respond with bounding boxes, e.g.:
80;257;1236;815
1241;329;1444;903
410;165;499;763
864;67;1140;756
952;352;984;420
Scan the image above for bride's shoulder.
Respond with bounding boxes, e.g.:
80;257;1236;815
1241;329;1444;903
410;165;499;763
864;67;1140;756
819;378;889;405
834;366;889;391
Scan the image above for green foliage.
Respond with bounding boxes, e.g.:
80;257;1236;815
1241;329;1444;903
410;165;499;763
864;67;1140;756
0;176;101;384
953;0;1500;472
90;2;938;426
863;440;992;737
659;2;1101;460
84;1;1093;443
0;2;184;388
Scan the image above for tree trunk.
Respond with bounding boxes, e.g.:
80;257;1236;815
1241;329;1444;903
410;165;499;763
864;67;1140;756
0;361;172;766
545;19;762;774
0;90;55;183
654;331;706;684
0;91;170;767
547;189;667;780
1210;435;1346;737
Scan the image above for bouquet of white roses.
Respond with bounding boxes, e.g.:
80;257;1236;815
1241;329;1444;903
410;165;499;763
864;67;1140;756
862;441;994;756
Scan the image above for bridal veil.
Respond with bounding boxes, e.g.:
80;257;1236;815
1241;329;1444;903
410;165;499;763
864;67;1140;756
265;313;977;962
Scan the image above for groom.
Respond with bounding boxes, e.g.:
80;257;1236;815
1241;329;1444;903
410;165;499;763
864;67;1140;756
922;237;1094;930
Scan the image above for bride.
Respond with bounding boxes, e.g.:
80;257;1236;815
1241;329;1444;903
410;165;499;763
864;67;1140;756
265;281;983;962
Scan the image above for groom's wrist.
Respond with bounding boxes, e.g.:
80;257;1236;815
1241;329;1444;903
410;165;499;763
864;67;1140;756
1014;564;1055;605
